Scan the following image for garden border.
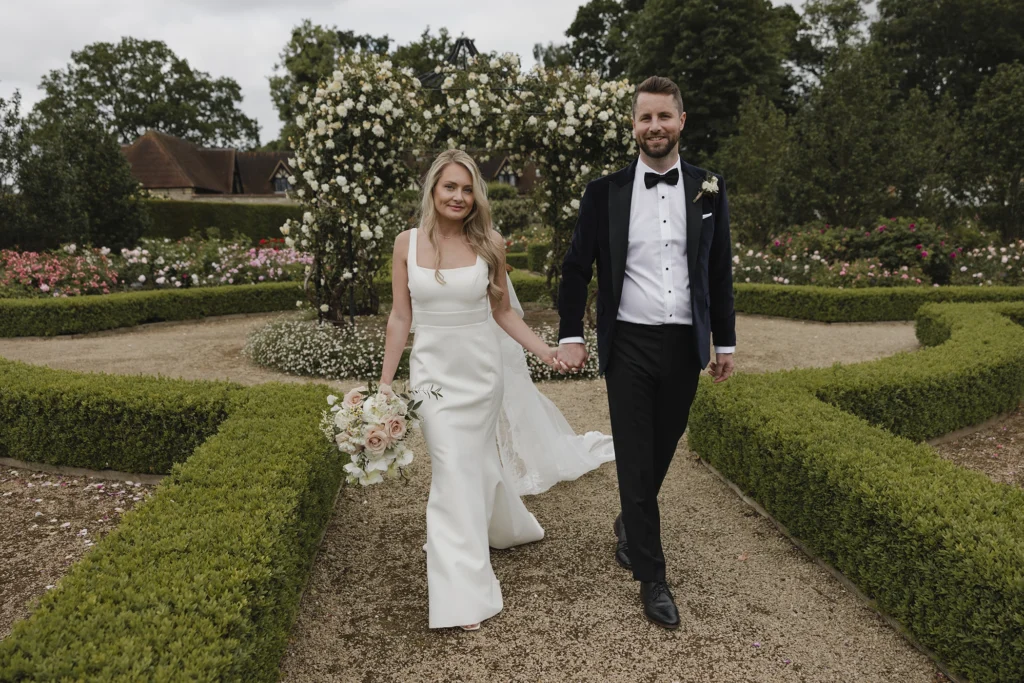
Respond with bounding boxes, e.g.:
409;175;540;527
689;300;1024;683
0;360;339;681
0;282;303;337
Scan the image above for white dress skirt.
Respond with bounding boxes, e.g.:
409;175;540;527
407;228;544;629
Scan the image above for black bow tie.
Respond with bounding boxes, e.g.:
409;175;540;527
644;168;679;189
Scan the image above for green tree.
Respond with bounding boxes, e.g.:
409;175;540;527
564;0;647;79
34;37;259;148
711;90;797;245
788;0;869;91
626;0;795;162
532;41;574;68
0;90;29;246
19;113;150;250
872;0;1024;109
790;47;959;228
963;62;1024;239
392;26;454;75
268;20;390;146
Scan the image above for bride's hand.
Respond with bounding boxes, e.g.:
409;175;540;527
541;346;567;373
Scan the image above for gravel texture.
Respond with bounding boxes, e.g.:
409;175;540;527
0;469;155;640
933;406;1024;488
0;311;949;681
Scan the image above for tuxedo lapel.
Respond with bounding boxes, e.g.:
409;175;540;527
682;163;703;276
608;160;636;310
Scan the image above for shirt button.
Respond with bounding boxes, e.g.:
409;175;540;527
665;267;669;271
663;220;667;223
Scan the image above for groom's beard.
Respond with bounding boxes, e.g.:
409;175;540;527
636;130;680;159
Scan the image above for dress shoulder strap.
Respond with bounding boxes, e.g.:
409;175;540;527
408;227;418;267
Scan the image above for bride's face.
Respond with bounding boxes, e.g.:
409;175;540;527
432;163;475;223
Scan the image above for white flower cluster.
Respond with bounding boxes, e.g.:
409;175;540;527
323;384;419;486
519;67;636;273
243;316;401;380
285;53;431;317
428;53;525;156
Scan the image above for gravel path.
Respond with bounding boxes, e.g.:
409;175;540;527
0;310;919;382
0;313;942;681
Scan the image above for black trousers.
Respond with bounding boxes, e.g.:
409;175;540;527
604;321;701;582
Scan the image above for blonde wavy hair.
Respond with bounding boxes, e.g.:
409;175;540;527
418;149;504;302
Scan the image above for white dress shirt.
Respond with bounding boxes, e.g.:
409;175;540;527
561;156;735;355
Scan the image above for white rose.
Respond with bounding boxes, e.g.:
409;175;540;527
303;212;314;224
546;120;557;131
360;229;374;240
372;124;385;137
298;92;308;105
353;163;364;173
336;175;348;186
280;225;290;236
320;304;329;313
325;139;335;149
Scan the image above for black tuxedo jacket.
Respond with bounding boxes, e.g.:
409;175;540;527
557;158;736;373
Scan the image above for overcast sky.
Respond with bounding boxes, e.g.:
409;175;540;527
0;0;803;144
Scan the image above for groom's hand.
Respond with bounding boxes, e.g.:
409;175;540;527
708;352;735;383
556;343;588;373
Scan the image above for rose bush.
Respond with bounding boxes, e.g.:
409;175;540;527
282;53;434;323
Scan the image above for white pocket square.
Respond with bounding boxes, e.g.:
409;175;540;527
702;212;713;219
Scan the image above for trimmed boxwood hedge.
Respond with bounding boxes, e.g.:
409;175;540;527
506;252;529;270
734;283;1024;322
144;199;302;243
689;301;1024;683
0;358;232;473
527;242;550;273
0;282;302;337
0;364;340;681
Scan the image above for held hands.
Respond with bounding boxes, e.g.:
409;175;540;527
554;343;588;374
707;352;735;383
541;346;570;373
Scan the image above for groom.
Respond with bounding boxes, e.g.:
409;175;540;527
555;76;736;629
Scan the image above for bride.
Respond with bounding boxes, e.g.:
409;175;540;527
378;150;613;631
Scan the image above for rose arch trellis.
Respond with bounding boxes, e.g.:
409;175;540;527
279;40;636;325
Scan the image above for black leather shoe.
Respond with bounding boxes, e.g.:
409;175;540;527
613;514;631;571
640;581;680;629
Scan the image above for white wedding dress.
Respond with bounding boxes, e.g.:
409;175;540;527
408;228;545;629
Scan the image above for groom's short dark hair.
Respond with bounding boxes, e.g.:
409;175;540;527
632;76;684;115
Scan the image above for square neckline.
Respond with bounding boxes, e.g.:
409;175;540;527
410;228;481;271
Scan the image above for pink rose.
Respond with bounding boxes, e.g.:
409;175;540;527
385;415;407;442
364;426;389;455
344;387;366;408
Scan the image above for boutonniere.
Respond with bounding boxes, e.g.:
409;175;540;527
693;173;719;203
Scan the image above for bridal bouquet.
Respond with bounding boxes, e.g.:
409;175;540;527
321;382;437;486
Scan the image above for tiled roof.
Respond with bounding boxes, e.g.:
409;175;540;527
122;131;235;194
236;151;293;195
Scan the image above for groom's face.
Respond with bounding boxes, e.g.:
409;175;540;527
632;93;685;160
